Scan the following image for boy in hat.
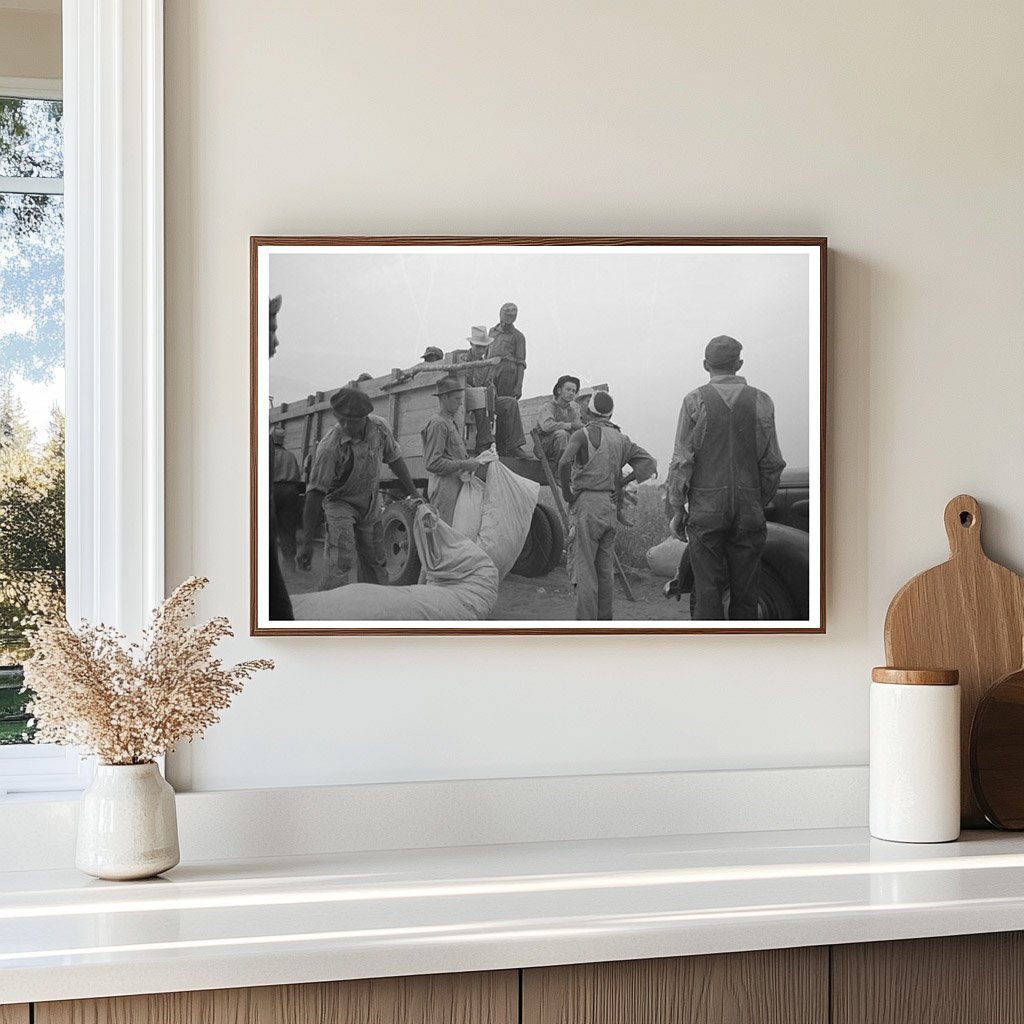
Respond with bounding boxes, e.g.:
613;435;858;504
459;326;497;453
298;387;423;589
665;335;786;620
558;391;656;620
535;374;583;463
420;374;484;524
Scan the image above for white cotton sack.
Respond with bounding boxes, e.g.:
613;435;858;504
475;460;539;579
292;505;498;621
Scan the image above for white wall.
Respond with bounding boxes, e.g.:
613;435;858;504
163;0;1024;791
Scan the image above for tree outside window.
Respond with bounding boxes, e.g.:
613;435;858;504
0;94;65;744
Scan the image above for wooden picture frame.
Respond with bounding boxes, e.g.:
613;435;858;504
251;236;826;635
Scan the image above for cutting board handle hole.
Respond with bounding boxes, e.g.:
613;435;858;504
960;511;974;527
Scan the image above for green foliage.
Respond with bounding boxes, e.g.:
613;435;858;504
0;391;65;665
0;97;62;179
0;665;32;744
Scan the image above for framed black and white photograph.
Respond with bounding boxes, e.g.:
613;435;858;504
251;236;826;635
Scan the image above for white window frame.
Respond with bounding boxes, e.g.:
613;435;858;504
0;0;164;799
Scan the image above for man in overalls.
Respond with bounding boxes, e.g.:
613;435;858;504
297;388;422;589
666;335;786;620
557;391;656;620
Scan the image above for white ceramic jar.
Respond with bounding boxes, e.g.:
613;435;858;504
870;667;961;843
76;762;180;880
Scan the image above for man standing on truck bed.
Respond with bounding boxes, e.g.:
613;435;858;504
558;391;657;620
459;326;498;454
487;302;533;458
297;387;423;590
421;374;483;525
666;335;786;620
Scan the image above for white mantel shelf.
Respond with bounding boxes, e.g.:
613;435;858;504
5;826;1024;1004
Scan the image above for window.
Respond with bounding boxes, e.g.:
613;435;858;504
0;4;166;799
0;79;83;797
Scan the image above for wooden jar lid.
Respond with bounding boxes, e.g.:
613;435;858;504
871;667;960;686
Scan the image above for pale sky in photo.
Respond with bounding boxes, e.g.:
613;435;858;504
269;247;814;475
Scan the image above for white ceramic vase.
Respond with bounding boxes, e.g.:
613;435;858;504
76;762;180;880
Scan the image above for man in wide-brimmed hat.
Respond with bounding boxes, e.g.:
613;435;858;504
458;326;497;454
453;325;532;459
298;386;423;589
420;374;484;524
535;374;583;463
665;335;786;620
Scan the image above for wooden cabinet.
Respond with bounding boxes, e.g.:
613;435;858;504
832;932;1024;1024
35;971;518;1024
17;933;1024;1024
522;948;828;1024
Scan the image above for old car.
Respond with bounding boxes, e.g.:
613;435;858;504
647;467;811;620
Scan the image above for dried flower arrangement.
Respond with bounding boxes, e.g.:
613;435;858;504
22;577;273;765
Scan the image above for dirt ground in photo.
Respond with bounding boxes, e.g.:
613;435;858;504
491;564;689;622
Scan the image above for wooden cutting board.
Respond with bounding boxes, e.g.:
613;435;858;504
884;494;1024;827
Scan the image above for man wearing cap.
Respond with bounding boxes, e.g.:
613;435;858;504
558;391;657;620
666;335;786;620
420;345;444;364
298;387;423;589
271;425;303;568
420;374;484;524
536;375;583;464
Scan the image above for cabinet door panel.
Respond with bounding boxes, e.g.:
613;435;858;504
36;971;518;1024
832;933;1024;1024
523;949;827;1024
0;1007;29;1024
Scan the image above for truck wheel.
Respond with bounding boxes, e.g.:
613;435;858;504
381;503;421;586
511;505;553;578
756;564;801;620
538;504;565;573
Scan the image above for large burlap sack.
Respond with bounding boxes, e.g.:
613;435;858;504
292;505;498;621
452;460;538;579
